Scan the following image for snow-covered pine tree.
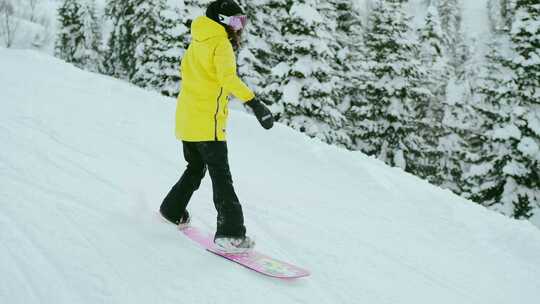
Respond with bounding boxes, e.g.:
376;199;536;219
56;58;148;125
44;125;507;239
55;0;84;65
130;0;165;89
349;0;391;156
505;0;540;219
500;0;517;30
437;58;485;194
103;0;136;79
265;0;349;147
414;4;450;183
487;0;513;33
488;0;504;32
417;4;449;109
0;0;20;48
432;0;482;194
105;0;183;91
463;34;519;212
436;0;469;78
351;0;430;170
236;0;285;106
181;0;211;25
321;0;363;150
79;0;102;72
56;0;101;71
152;6;188;97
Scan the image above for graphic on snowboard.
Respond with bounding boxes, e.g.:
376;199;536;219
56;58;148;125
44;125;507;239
182;226;310;279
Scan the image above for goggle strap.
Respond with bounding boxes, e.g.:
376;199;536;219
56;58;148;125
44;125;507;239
218;14;231;24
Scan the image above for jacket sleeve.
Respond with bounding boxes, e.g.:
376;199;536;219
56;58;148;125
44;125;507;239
214;39;255;102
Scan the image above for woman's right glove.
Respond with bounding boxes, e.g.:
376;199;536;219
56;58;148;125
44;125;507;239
246;99;274;130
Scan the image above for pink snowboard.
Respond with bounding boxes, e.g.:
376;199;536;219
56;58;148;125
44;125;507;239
182;226;310;279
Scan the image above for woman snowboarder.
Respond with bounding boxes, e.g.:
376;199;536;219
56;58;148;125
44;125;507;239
160;0;274;253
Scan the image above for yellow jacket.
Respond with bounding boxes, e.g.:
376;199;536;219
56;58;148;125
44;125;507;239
175;16;255;142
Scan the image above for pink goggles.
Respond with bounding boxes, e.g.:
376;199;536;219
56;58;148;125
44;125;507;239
219;14;247;31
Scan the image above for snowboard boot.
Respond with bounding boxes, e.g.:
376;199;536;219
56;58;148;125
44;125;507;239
214;236;255;254
159;210;191;230
177;212;191;230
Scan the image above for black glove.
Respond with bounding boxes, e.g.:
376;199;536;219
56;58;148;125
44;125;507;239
246;99;274;130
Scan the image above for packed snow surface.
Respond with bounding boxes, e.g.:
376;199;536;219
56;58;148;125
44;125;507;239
1;49;540;304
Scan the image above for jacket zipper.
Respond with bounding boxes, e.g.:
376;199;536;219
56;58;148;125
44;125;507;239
214;88;223;141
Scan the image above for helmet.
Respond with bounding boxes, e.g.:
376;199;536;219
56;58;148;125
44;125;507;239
206;0;247;31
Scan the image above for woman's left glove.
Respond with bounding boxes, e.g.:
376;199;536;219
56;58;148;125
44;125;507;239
246;99;274;130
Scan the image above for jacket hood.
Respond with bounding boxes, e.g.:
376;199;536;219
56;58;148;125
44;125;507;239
191;16;227;42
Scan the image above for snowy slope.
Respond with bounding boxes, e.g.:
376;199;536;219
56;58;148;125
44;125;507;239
1;49;540;304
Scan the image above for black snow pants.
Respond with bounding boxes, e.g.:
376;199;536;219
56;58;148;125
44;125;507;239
160;141;246;238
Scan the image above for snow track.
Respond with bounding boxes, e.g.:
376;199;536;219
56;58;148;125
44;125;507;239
1;49;540;304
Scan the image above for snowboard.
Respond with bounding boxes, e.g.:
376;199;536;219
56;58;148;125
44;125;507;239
182;226;310;279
